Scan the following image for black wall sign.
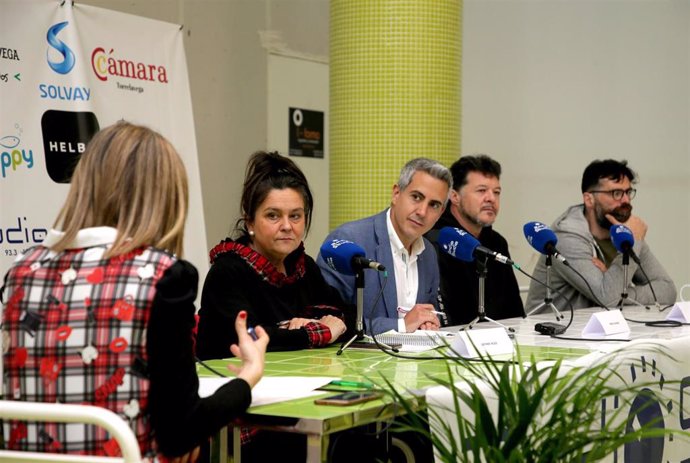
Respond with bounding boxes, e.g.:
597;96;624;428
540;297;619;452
289;107;323;158
41;110;100;183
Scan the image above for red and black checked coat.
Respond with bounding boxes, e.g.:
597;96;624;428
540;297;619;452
2;243;174;457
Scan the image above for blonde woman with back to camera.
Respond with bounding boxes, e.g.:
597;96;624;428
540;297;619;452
1;121;268;462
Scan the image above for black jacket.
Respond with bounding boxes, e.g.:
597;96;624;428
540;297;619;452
196;239;348;360
425;209;525;326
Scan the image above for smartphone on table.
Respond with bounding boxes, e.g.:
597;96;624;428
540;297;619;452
314;391;381;406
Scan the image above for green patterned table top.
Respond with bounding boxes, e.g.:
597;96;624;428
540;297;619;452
197;344;588;433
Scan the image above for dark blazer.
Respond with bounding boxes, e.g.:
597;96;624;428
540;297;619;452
316;209;440;334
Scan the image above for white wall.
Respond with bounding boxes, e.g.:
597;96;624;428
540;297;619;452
267;54;329;257
184;0;269;245
462;0;690;294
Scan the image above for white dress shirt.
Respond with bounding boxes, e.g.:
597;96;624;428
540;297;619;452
386;209;425;332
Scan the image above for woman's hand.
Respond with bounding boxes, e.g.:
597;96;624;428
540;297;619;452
164;446;200;463
280;317;316;329
280;316;346;343
318;315;347;344
227;311;268;388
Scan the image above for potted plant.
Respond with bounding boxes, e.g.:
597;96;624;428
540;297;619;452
383;341;687;462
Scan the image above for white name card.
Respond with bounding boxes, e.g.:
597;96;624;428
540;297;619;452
666;301;690;323
582;310;630;336
448;327;514;358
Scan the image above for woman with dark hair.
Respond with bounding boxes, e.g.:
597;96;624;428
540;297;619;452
196;151;347;359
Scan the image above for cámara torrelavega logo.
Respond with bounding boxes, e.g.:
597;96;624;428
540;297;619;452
41;110;99;184
46;22;75;75
91;47;169;84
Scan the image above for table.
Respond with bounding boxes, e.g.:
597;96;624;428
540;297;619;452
200;306;690;462
477;305;690;347
199;332;587;462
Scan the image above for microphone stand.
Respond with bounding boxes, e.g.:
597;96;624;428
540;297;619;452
466;256;515;333
337;269;395;355
526;254;564;320
615;251;645;310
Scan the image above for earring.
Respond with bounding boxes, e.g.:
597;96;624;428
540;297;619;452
248;230;255;236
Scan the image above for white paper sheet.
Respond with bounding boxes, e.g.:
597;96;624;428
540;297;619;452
198;376;337;407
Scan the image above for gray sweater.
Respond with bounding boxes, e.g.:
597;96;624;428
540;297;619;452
525;204;676;311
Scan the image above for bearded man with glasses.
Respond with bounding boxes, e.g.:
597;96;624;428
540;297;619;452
526;159;676;310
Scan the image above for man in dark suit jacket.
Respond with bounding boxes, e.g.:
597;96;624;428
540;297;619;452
426;154;524;326
317;158;452;334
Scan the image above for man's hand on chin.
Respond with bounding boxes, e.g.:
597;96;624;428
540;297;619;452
606;213;647;241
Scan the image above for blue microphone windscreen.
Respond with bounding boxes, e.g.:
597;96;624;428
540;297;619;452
437;227;479;262
319;239;366;275
523;221;558;254
610;224;634;253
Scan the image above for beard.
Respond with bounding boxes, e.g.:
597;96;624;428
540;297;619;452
595;203;633;229
460;207;495;229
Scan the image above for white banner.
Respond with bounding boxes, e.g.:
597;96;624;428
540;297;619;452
0;0;208;282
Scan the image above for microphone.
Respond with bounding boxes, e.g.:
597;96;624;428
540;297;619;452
609;224;660;308
437;227;513;265
610;224;641;264
320;239;386;275
523;221;569;265
522;221;609;313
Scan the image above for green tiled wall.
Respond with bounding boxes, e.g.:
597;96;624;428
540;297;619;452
330;0;462;227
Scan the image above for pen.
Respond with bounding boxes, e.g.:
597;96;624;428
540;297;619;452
247;326;259;341
396;307;444;316
276;320;290;328
329;380;373;389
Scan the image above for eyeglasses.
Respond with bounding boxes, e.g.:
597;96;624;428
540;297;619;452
588;188;637;200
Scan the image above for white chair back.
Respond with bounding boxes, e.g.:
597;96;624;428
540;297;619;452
0;400;142;463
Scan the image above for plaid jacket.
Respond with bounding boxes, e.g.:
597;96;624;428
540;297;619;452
2;227;175;458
